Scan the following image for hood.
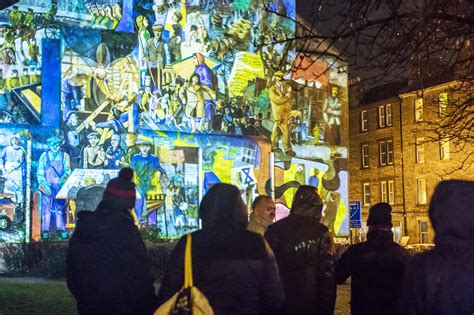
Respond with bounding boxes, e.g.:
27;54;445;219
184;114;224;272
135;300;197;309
199;183;247;229
429;180;474;248
291;185;323;221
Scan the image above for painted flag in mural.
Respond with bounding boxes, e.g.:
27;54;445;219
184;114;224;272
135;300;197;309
228;52;265;96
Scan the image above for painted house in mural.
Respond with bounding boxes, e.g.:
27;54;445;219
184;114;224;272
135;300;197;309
0;0;349;242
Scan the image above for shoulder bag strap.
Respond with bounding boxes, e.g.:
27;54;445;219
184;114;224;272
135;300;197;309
184;233;193;288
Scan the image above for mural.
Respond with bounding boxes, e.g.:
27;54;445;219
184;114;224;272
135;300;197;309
0;0;349;241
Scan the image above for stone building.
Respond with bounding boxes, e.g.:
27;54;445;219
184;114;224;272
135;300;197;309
349;76;473;244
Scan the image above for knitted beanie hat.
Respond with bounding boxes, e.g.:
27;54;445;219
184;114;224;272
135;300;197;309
367;202;392;227
104;168;136;200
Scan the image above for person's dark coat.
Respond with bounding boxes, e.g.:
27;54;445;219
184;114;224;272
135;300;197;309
336;227;409;315
398;180;474;315
157;183;284;315
265;185;336;315
66;197;157;314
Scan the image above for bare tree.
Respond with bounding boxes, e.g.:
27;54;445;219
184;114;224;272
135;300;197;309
261;0;473;168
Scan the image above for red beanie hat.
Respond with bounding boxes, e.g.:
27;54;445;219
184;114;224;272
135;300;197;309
104;168;136;199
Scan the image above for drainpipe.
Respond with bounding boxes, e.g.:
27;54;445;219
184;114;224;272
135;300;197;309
399;96;408;236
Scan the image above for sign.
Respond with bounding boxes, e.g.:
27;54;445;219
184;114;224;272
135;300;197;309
349;201;362;228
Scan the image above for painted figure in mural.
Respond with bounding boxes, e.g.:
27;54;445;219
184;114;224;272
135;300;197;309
193;52;218;130
0;69;7;110
6;70;20;90
323;86;342;150
83;132;105;169
44;1;58;22
130;139;166;224
63;111;86;169
136;15;151;69
104;133;125;169
19;68;30;86
8;6;22;29
269;71;294;156
172;183;187;229
171;78;186;128
61;73;90;120
185;73;216;132
27;38;40;66
144;24;170;89
37;136;71;239
23;8;35;30
0;135;26;207
119;132;139;168
169;24;182;63
308;168;320;191
29;67;41;84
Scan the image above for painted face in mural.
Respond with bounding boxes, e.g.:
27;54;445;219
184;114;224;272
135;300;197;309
48;140;61;153
69;112;79;125
191;74;200;85
139;144;151;156
331;86;339;97
10;136;20;149
110;134;120;148
88;135;99;147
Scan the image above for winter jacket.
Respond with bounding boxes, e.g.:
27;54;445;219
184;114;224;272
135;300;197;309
265;185;336;315
398;180;474;315
156;183;285;315
66;199;157;314
336;228;409;315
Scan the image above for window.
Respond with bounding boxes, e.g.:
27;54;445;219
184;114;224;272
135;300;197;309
392;221;402;243
379;139;394;166
380;180;395;204
417;179;427;205
363;182;371;206
361;144;369;168
440;138;450;160
386;104;393;126
360;110;368;132
378;106;386;128
415;97;424;121
419;221;429;244
416;137;425;163
439;92;448;116
388;180;395;205
380;181;388;203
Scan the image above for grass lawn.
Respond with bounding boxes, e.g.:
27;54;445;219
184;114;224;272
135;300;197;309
0;280;76;315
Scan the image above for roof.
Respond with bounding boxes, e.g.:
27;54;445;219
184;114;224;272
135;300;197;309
359;80;408;105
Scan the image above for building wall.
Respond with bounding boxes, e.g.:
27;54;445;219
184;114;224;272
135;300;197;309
349;81;473;244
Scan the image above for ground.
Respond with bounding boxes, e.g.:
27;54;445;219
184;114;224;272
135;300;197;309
0;277;351;314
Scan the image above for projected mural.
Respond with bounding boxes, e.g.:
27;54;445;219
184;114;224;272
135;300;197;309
0;0;349;240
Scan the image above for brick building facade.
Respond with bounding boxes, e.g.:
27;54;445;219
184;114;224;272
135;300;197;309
349;78;473;244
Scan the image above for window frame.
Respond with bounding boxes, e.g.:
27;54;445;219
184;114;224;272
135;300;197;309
378;105;386;128
363;182;371;206
419;221;429;244
440;138;450;160
361;143;369;168
388;180;395;205
415;97;424;122
438;92;448;116
417;178;427;205
360;110;368;132
386;104;393;126
378;139;394;166
380;181;388;203
416;137;425;163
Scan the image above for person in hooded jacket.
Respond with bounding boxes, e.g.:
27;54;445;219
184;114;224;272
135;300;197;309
66;168;157;314
265;185;336;315
336;202;409;315
398;180;474;315
157;183;285;314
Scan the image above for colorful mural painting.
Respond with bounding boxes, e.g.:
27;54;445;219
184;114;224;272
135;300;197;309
0;0;349;242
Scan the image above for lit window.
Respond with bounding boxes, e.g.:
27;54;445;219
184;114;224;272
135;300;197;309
392;221;402;243
417;179;427;205
388;180;395;205
415;97;424;121
419;221;429;244
380;181;388;203
361;144;369;168
386;104;393;126
416;137;425;163
360;110;368;132
439;92;448;116
378;106;386;128
440;138;450;160
379;139;394;166
363;182;371;206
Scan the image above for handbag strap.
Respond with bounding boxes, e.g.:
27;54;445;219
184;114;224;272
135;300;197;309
184;233;193;288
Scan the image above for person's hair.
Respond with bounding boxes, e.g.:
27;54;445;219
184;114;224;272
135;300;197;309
199;183;247;228
190;24;198;31
190;73;200;83
252;195;272;211
291;185;323;219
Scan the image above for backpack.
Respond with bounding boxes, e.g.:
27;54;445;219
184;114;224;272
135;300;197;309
155;234;214;315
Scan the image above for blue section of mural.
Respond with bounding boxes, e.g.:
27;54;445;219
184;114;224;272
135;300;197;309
0;0;350;241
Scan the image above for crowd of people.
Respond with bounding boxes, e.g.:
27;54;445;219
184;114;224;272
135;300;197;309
66;169;474;314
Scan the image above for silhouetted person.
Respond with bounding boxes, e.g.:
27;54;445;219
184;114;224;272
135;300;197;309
265;185;336;314
66;168;157;314
399;180;474;315
248;195;276;236
336;202;409;315
157;183;284;314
